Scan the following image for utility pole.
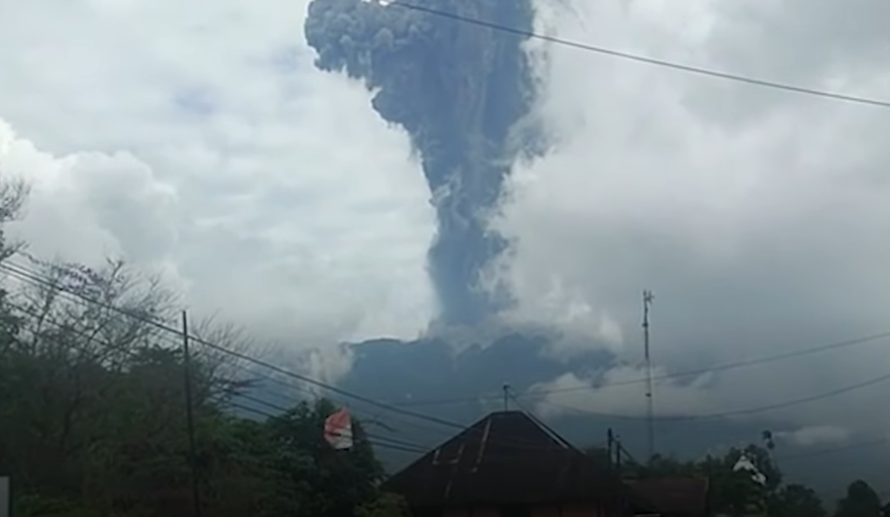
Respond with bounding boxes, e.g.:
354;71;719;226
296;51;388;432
182;310;202;517
502;383;510;411
615;433;623;473
607;428;614;469
642;290;655;461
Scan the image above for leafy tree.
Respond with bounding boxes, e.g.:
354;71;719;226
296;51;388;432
265;399;385;517
628;453;698;478
770;483;827;517
835;480;882;517
599;444;785;517
356;493;411;517
0;258;387;517
0;274;369;514
698;445;779;517
0;172;390;517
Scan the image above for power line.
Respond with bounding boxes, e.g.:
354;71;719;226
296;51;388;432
538;370;890;422
539;331;890;396
8;287;435;456
5;277;434;457
4;263;557;454
12;287;890;491
225;400;428;454
6;258;889;430
379;329;890;408
616;436;642;469
775;437;890;463
8;256;890;439
0;257;593;444
228;392;434;453
214;391;890;465
387;1;890;109
509;385;890;467
9;298;146;364
0;260;464;429
0;259;564;452
12;255;890;433
12;258;886;480
228;363;456;438
0;257;540;448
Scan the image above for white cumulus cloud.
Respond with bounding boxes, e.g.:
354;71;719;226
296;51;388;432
490;0;890;434
0;0;437;371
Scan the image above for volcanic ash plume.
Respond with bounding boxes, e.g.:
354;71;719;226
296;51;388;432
305;0;544;326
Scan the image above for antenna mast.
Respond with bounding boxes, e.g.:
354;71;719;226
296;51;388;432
642;290;655;460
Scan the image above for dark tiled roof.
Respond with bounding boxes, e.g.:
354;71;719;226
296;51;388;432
625;477;710;517
381;411;653;509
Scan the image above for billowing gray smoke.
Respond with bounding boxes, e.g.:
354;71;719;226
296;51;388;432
305;0;543;326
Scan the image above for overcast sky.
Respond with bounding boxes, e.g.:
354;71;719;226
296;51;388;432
1;0;890;450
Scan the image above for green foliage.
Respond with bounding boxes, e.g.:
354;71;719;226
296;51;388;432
598;444;817;517
0;179;392;517
2;324;389;517
835;480;882;517
630;453;699;478
356;493;411;517
1;322;389;517
771;483;827;517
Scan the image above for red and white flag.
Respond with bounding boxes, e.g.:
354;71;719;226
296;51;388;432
323;407;353;450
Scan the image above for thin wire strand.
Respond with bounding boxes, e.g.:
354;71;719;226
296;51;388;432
0;260;465;428
4;258;887;428
538;370;890;422
224;400;427;454
383;330;890;408
3;259;882;465
775;438;889;463
0;259;566;452
388;1;890;109
227;392;433;452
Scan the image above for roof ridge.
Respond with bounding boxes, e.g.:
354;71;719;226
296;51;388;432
517;408;575;451
381;410;653;508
